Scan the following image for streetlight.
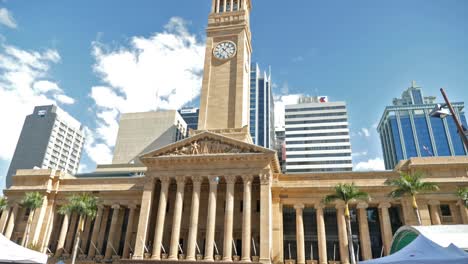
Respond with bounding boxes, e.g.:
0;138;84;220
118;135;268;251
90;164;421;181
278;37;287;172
429;88;468;150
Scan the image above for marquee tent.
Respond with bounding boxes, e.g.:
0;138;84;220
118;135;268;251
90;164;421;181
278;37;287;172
0;234;48;264
360;234;468;264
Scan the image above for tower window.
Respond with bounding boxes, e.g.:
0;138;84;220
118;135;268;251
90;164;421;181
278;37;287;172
233;0;239;11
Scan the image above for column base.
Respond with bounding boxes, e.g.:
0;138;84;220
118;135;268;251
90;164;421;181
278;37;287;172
241;258;251;262
223;257;233;261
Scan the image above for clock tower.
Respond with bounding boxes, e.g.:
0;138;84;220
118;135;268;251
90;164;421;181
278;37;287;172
197;0;252;130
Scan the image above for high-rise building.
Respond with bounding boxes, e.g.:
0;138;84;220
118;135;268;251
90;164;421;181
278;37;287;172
285;96;352;173
378;82;467;169
179;107;199;135
250;63;275;148
275;127;286;172
112;110;187;164
6;105;85;187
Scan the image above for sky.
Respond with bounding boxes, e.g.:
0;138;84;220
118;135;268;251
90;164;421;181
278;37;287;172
1;0;468;189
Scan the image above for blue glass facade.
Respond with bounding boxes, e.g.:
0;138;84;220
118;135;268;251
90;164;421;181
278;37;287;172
178;108;199;136
249;62;274;148
378;103;467;169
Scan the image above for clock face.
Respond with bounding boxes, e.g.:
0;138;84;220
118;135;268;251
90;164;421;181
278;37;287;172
213;41;237;60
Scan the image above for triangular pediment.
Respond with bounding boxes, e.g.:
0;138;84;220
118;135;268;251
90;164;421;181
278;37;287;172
140;131;275;159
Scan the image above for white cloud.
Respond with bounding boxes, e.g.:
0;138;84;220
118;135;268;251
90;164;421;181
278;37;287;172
0;44;75;161
355;157;385;171
361;128;370;137
352;151;368;157
0;8;17;29
273;94;302;129
85;17;205;164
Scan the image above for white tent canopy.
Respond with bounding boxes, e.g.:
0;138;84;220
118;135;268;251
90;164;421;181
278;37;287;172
0;234;48;264
360;235;468;264
392;225;468;251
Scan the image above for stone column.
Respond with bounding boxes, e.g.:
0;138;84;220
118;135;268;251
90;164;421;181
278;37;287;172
379;202;393;256
186;176;203;261
204;176;219;261
105;204;121;259
80;216;93;255
241;175;253;262
88;205;104;258
4;203;19;239
65;213;78;254
336;204;349;264
55;213;70;257
259;173;272;264
0;207;10;234
216;0;220;12
230;0;234;11
223;177;237;261
133;178;155;259
151;176;171;260
449;203;461;224
357;203;372;260
97;207;111;255
168;176;186;260
458;201;468;224
123;205;137;259
295;204;305;264
428;200;441;225
315;204;327;264
211;0;216;13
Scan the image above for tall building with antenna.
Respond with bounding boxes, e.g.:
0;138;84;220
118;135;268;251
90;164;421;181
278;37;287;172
250;62;275;148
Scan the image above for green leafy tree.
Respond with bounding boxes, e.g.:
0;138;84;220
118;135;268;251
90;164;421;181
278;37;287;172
385;172;439;225
21;192;44;247
323;183;370;264
0;196;7;212
456;187;468;208
58;193;98;264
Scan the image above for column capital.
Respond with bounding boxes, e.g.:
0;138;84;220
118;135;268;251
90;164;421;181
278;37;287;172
175;175;186;184
457;200;467;207
241;175;254;184
127;204;138;210
97;204;105;210
208;176;219;185
357;202;369;209
225;176;237;184
191;176;204;184
294;203;305;210
112;204;121;210
159;175;172;184
314;203;325;210
259;172;272;185
378;202;392;209
335;202;346;209
428;200;440;206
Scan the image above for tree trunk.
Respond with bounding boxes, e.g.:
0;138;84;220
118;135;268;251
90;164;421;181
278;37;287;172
22;209;35;247
71;215;85;264
345;204;356;264
412;195;422;225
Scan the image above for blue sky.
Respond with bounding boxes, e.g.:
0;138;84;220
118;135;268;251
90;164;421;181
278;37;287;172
1;0;468;189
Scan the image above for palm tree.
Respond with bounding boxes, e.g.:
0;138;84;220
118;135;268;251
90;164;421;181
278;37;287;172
385;171;439;225
58;193;98;264
21;192;44;247
456;187;468;208
0;196;7;212
323;183;370;264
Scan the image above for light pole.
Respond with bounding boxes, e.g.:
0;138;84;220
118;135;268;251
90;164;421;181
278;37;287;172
429;88;468;150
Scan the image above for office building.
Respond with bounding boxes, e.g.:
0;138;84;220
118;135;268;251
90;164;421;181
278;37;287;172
112;110;187;164
285;96;352;173
250;63;275;148
179;107;199;135
275;126;286;172
5;105;84;187
378;82;468;170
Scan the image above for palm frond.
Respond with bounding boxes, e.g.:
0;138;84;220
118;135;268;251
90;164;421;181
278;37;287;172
388;188;406;198
419;182;439;192
21;192;43;210
323;194;341;204
323;183;370;204
59;193;98;219
0;196;8;211
456;187;468;208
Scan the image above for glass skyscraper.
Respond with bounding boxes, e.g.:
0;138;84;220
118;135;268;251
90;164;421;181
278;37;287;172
250;62;275;148
377;82;468;169
178;107;199;136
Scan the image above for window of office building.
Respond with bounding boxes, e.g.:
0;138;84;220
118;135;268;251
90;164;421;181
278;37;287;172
413;116;433;156
390;118;404;161
430;117;451;156
400;117;417;158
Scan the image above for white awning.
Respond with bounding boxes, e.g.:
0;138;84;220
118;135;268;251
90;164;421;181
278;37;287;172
0;234;48;264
